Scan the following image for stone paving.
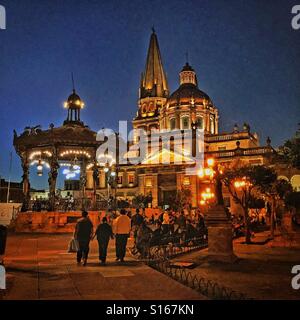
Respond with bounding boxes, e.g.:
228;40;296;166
1;233;205;300
171;231;300;300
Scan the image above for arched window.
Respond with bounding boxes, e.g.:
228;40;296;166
196;116;203;129
181;116;190;130
170;118;176;130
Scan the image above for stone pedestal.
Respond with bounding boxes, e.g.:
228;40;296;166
205;205;237;263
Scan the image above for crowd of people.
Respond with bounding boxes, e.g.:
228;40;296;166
31;195;78;212
73;204;278;265
73;207;208;266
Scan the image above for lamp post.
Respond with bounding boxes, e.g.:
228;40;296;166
104;162;117;211
37;159;43;177
233;177;253;242
198;158;224;206
198;157;237;263
200;187;215;206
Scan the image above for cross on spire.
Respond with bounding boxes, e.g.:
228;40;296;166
185;51;189;64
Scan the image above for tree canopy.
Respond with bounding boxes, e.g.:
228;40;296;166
279;124;300;169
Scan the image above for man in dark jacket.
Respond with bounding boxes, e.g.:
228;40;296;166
136;222;152;258
94;217;114;265
74;211;93;266
131;208;144;244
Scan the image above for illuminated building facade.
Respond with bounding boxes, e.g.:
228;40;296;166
13;30;300;214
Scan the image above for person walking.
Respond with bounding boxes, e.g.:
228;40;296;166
161;210;170;235
136;222;152;258
74;211;93;266
94;217;114;265
113;209;131;262
131;208;144;245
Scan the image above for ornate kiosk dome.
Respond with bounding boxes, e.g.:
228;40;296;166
66;90;84;109
63;89;85;126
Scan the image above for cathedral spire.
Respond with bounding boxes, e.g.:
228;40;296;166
140;29;169;99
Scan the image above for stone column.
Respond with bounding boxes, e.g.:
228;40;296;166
86;170;93;189
205;205;237;263
48;154;59;211
152;174;158;208
176;111;180;129
92;160;99;209
80;159;87;203
123;169;128;188
138;175;144;195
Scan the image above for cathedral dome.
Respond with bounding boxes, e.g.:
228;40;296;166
167;62;212;107
168;83;211;107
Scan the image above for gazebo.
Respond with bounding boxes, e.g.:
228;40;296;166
13;88;102;211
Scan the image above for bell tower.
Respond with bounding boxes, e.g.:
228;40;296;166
133;29;169;134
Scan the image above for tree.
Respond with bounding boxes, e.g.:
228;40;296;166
278;124;300;169
285;192;300;212
222;165;277;244
169;189;192;211
132;194;152;209
258;178;293;238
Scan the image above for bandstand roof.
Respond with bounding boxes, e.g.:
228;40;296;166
14;123;100;152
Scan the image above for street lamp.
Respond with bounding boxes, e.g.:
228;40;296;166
198;157;237;263
198;157;224;206
104;162;117;210
200;187;215;205
37;160;43;177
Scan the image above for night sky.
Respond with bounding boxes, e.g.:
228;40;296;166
0;0;299;189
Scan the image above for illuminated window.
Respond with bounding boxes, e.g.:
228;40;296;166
128;174;135;184
183;176;190;186
145;178;152;187
182;116;190;129
117;173;123;185
170;118;176;130
196;117;203;129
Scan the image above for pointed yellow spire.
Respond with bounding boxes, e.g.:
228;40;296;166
140;30;169;98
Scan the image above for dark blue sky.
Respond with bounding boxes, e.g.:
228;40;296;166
0;0;299;189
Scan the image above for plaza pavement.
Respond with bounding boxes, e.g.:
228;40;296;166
171;231;300;300
0;233;205;300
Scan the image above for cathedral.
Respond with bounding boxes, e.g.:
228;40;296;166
94;30;275;212
13;30;279;214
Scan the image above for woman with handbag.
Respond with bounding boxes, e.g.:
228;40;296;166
74;211;93;266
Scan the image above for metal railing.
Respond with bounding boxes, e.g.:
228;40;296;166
134;236;250;300
150;260;249;300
